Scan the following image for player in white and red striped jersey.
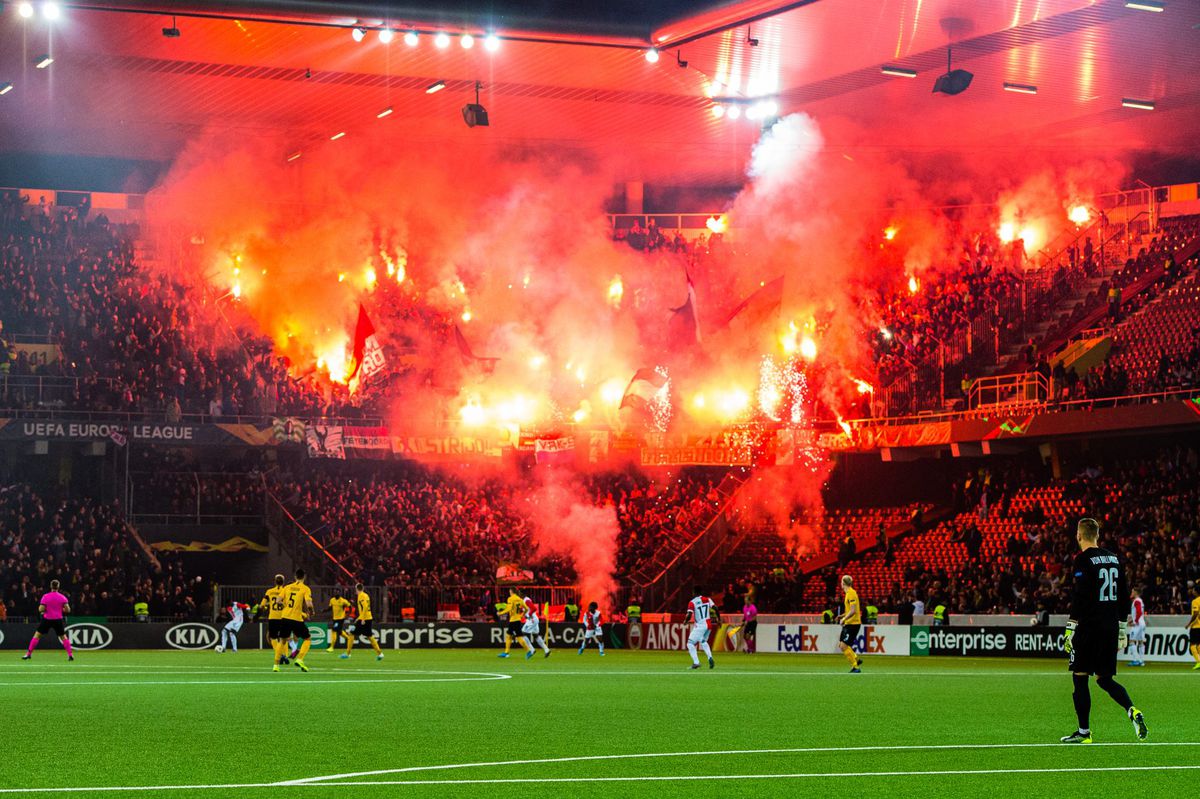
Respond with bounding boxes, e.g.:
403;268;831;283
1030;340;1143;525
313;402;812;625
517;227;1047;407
521;596;551;660
685;586;718;670
219;601;250;652
577;602;605;656
1128;589;1147;666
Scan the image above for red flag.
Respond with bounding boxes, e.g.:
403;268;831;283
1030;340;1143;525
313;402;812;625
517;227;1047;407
349;305;385;382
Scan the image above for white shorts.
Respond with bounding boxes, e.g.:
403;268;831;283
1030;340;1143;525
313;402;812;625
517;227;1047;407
223;621;243;633
687;627;709;646
1129;622;1146;642
522;619;540;636
583;628;603;640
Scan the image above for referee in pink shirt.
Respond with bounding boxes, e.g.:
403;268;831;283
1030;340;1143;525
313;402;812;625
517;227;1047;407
22;580;74;661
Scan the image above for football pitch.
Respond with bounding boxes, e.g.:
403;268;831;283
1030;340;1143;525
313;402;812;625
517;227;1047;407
2;649;1196;798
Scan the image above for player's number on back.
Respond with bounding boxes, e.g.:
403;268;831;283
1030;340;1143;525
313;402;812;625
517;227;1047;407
1099;567;1118;602
695;604;709;621
287;593;296;608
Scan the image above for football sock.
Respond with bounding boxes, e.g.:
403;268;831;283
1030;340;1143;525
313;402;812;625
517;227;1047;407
504;634;512;655
700;641;713;660
26;636;40;656
843;646;858;666
298;640;311;660
1096;675;1133;711
61;636;73;657
229;634;237;653
598;642;605;654
371;638;382;656
1072;673;1092;731
521;637;534;653
1191;644;1200;663
687;642;699;665
345;637;354;654
272;640;282;664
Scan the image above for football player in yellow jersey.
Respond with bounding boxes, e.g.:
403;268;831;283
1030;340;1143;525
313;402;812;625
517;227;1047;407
837;575;864;673
1189;592;1200;670
498;587;531;658
260;574;290;667
278;568;314;672
341;582;383;661
327;591;354;653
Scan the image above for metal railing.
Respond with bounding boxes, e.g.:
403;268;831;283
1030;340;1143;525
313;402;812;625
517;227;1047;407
261;483;356;585
0;375;116;407
0;405;383;427
967;371;1048;408
633;470;749;611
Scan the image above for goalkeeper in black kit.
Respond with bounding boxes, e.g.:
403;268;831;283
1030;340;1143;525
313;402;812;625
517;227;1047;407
1060;518;1148;744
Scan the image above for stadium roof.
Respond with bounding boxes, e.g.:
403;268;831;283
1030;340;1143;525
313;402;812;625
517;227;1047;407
1;0;1198;185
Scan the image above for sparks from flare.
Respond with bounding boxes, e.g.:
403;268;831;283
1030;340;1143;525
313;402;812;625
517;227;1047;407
1068;205;1090;225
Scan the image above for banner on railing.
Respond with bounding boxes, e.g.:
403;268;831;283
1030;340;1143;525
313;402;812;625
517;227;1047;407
11;342;63;367
639;432;753;466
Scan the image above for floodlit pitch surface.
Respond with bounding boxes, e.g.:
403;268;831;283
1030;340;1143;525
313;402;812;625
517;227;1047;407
1;650;1196;797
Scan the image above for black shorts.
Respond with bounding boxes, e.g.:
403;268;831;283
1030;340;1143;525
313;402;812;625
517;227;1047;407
279;619;311;641
37;618;66;637
355;620;374;638
1190;629;1200;646
267;619;285;640
330;619;348;634
839;625;861;647
1069;624;1118;676
507;620;524;638
744;619;758;637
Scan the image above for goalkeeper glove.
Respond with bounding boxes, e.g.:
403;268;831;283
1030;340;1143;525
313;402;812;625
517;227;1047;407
1064;620;1077;654
1118;621;1128;651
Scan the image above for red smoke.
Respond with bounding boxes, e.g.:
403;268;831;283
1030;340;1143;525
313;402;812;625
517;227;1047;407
144;108;1130;597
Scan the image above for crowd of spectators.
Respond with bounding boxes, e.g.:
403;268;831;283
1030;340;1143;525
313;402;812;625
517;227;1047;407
0;191;339;418
0;483;208;619
820;448;1199;617
266;462;726;590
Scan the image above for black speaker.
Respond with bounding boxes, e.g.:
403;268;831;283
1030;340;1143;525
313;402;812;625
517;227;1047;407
462;103;489;127
932;69;973;95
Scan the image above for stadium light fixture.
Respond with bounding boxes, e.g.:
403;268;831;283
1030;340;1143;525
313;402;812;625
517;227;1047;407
377;106;394;118
426;80;446;94
484;34;500;52
932;47;972;95
462;80;488;127
881;65;917;78
726;104;741;119
378;28;394;44
404;30;419;46
35;54;53;68
41;2;59;20
434;32;450;48
162;15;181;37
351;27;366;42
460;34;474;49
1003;82;1038;94
0;83;12;95
1121;97;1155;110
1124;1;1164;11
17;2;34;18
645;48;660;63
330;131;346;140
711;104;725;118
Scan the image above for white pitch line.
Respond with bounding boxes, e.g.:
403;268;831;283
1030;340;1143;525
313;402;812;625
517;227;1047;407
3;755;1198;794
280;764;1200;786
279;741;1200;785
0;673;511;687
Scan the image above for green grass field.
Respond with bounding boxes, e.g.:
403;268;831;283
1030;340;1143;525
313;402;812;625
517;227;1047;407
1;648;1196;797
